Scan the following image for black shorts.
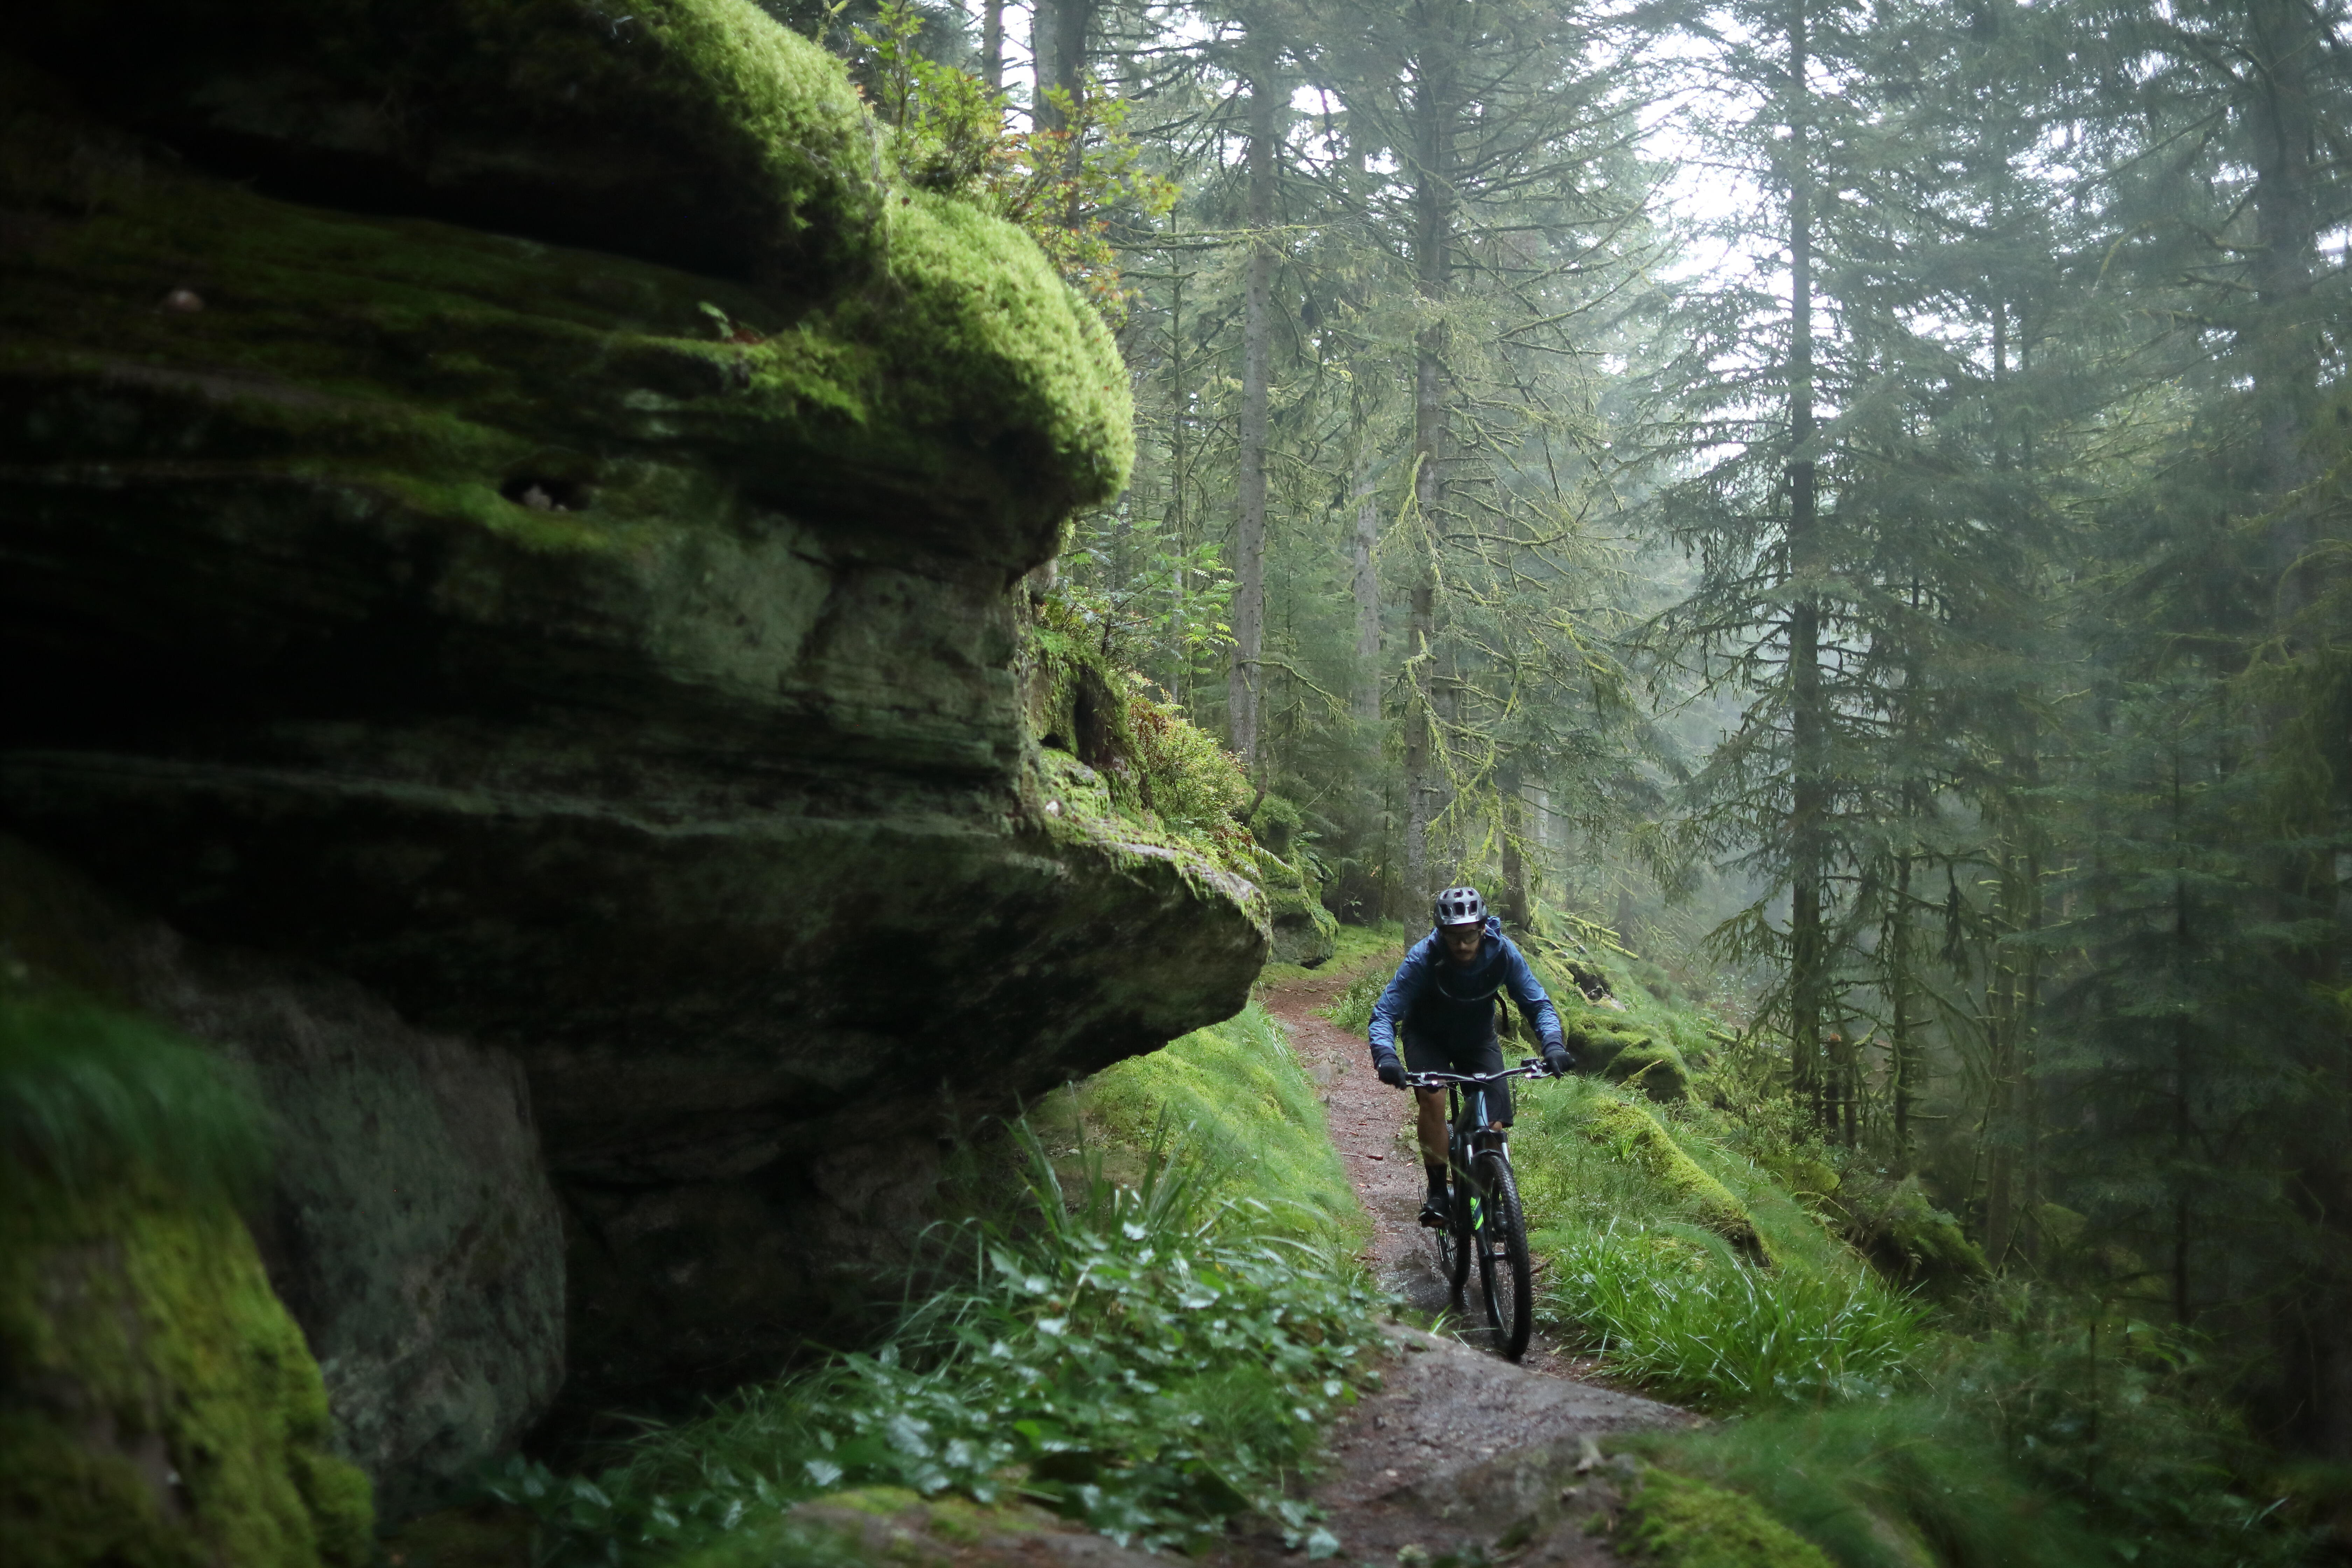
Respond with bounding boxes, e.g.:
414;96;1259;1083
1402;1032;1512;1126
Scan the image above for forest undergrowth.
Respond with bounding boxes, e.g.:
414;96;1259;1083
465;1004;1380;1568
1488;958;2317;1568
461;929;2319;1568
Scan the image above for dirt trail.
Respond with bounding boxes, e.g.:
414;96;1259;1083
1261;958;1591;1366
1228;961;1698;1568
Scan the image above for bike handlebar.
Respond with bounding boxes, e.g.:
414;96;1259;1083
1401;1057;1563;1090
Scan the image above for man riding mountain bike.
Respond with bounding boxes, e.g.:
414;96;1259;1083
1368;886;1576;1227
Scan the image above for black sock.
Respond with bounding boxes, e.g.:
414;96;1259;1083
1425;1162;1448;1201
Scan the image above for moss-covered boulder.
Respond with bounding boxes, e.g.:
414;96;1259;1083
1620;1466;1836;1568
1564;1015;1692;1102
0;0;1254;1424
1;1176;376;1568
0;838;566;1521
1245;795;1337;968
1580;1096;1768;1263
1;1001;374;1567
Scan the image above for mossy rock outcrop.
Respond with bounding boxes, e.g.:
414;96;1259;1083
1;1001;374;1567
0;839;566;1520
1580;1096;1767;1263
1;1175;375;1568
1564;1013;1692;1102
1620;1466;1835;1568
10;0;1132;516
0;0;1261;1466
1247;796;1336;968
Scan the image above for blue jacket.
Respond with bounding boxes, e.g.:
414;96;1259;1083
1367;916;1565;1066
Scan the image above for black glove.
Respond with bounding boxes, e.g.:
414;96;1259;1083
1374;1052;1407;1088
1543;1043;1574;1078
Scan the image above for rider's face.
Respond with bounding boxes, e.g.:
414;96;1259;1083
1440;923;1484;966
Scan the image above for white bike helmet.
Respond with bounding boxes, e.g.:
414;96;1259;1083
1433;886;1486;928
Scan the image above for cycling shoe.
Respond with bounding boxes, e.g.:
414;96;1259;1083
1418;1198;1449;1228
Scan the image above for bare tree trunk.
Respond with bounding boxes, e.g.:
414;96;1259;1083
1167;270;1191;706
981;0;1004;90
2238;0;2352;1454
1031;0;1091;132
1031;0;1059;128
1402;8;1457;912
1499;766;1528;929
1228;51;1278;774
1351;471;1380;726
1784;0;1828;1128
1890;848;1914;1155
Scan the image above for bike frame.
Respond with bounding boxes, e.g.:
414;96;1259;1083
1403;1060;1554;1218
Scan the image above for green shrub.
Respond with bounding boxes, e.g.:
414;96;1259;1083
486;1127;1383;1564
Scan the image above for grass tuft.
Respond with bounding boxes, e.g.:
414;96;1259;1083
1532;1216;1925;1407
0;992;268;1193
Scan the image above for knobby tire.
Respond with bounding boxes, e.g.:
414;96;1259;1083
1436;1174;1473;1296
1473;1152;1533;1362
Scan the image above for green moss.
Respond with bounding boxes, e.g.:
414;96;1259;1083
1244;796;1337;967
1839;1175;1988;1289
1621;1466;1838;1568
1019;597;1266;909
0;1170;373;1567
19;0;884;289
1562;1018;1693;1101
1056;1002;1367;1249
852;190;1134;505
658;1513;870;1568
378;1501;534;1568
1538;1087;1766;1261
0;30;1129;567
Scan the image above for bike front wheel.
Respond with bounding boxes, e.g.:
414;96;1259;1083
1472;1152;1533;1361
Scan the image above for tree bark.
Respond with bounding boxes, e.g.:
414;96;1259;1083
1351;470;1380;726
1500;766;1529;929
1032;0;1091;132
1228;51;1278;774
1784;0;1828;1127
981;0;1004;91
1031;0;1058;127
1402;5;1458;911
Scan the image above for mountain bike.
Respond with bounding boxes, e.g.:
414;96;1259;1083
1404;1058;1558;1362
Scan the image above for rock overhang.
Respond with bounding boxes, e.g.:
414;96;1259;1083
0;2;1250;1172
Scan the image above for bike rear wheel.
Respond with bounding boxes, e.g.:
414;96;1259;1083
1472;1152;1533;1361
1433;1175;1472;1297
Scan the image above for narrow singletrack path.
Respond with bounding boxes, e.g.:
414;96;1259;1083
1259;957;1598;1368
1237;959;1699;1567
